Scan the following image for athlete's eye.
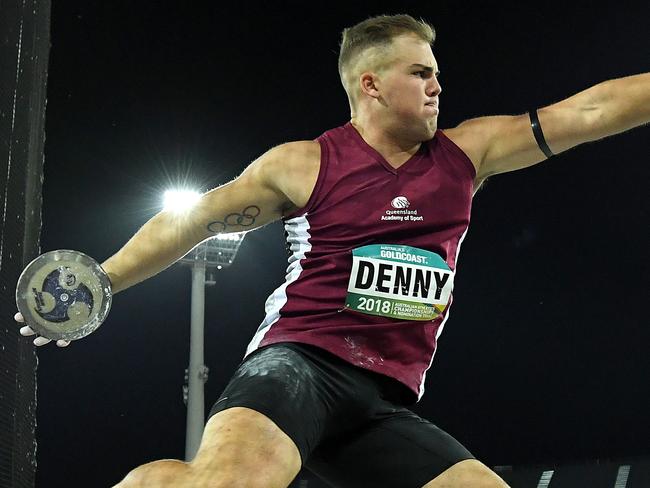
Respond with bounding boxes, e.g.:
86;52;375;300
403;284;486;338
414;71;437;79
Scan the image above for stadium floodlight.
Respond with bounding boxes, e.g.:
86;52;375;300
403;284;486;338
162;188;246;461
163;190;201;213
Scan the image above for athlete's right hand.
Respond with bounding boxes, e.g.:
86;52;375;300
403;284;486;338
14;312;71;347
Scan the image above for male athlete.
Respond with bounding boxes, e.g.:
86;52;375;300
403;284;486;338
16;14;650;488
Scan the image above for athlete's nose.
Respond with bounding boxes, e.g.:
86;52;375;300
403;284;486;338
427;76;442;97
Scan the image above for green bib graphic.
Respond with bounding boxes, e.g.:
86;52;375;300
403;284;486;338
345;244;454;321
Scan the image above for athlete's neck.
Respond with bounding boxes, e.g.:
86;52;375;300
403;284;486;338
349;117;421;169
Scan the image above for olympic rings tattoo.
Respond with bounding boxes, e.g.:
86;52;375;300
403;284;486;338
207;205;261;233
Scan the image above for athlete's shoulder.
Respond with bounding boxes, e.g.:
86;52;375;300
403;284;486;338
437;125;481;175
275;140;321;162
264;140;321;177
260;140;321;214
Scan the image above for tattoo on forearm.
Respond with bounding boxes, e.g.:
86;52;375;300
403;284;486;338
207;205;261;233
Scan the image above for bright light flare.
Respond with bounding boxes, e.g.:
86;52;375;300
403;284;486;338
163;190;201;213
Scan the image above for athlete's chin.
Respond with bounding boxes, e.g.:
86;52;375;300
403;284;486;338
421;119;438;140
393;115;437;141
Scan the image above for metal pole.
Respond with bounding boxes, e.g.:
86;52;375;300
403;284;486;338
185;259;207;461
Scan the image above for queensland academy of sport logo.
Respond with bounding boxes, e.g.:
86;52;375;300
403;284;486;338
391;196;410;208
382;195;423;222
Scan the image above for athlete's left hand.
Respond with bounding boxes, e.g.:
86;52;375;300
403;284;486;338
14;312;71;347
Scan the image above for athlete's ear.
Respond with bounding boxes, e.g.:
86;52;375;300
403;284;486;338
359;72;381;101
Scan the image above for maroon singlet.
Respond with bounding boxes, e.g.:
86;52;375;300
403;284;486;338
246;122;475;400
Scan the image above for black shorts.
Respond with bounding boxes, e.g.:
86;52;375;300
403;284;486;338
208;342;474;488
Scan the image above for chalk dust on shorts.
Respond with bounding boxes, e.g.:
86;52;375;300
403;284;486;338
235;347;314;398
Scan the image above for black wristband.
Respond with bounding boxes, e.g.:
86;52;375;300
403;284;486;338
529;109;554;158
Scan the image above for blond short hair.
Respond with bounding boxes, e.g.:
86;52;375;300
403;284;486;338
338;14;436;111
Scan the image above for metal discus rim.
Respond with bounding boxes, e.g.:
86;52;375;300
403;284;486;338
15;249;112;341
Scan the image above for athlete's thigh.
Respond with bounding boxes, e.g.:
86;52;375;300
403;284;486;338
208;344;337;465
306;408;474;488
190;406;301;488
116;406;301;488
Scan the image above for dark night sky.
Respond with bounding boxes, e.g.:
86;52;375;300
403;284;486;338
34;2;649;487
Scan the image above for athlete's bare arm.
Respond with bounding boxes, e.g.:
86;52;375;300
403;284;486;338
101;140;320;294
444;72;650;188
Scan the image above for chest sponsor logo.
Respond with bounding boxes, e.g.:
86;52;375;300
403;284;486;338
345;244;454;321
381;195;424;222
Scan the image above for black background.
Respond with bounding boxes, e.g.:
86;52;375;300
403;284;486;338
35;2;649;486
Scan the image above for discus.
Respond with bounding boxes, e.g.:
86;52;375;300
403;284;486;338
15;250;112;341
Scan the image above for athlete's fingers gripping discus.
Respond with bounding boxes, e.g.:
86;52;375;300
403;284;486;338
16;312;64;346
15;250;112;342
15;313;68;346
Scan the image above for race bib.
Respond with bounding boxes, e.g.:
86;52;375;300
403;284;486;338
345;244;454;321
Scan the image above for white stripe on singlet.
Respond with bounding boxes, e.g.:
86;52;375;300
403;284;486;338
245;214;312;357
417;227;470;400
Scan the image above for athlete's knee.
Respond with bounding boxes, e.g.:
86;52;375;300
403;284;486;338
422;459;510;488
113;459;189;488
